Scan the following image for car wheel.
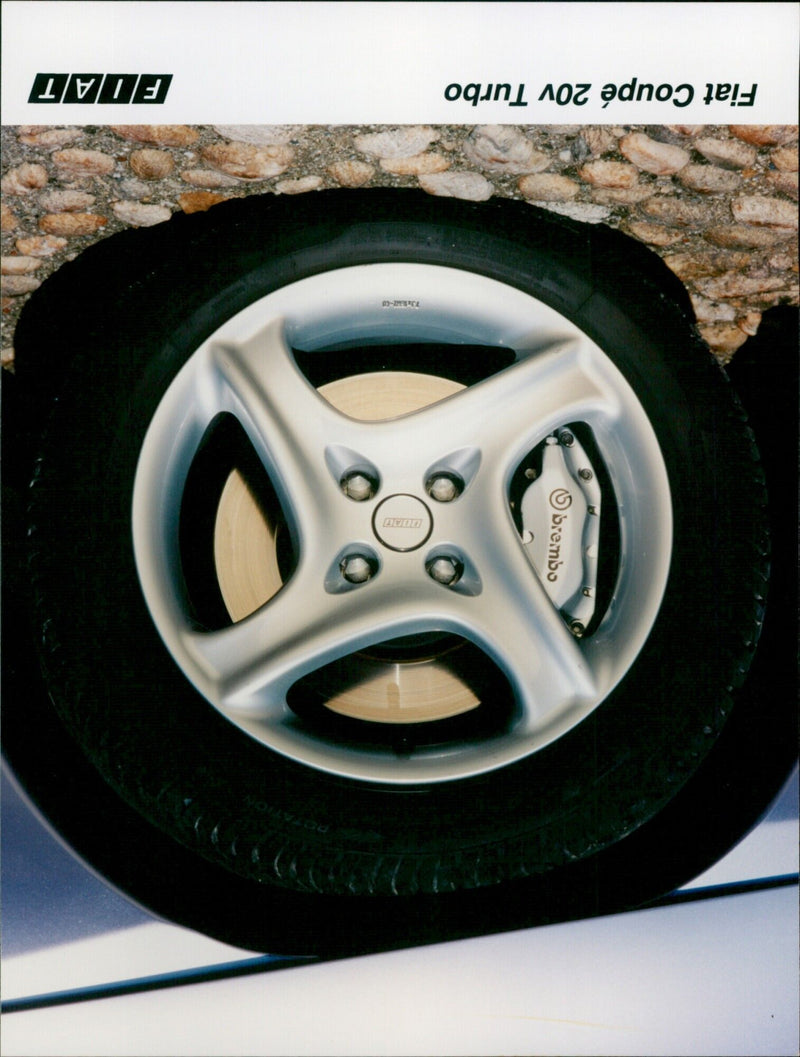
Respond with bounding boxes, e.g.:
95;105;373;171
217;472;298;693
15;190;771;903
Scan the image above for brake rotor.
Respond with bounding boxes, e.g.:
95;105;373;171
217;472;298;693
213;369;484;724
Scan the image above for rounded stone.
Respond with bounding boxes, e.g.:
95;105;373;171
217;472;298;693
704;225;790;250
372;494;432;552
579;127;617;157
40;190;96;212
112;201;172;227
213;125;302;146
327;160;374;187
731;196;797;230
1;204;18;232
354;127;438;159
626;221;683;247
380;153;450;176
678;164;741;193
690;295;736;323
111;125;200;147
518;173;579;202
729;125;798;147
275;175;324;194
52;148;115;176
1;274;41;295
619;132;690;175
181;169;241;188
771;146;799;172
201;141;294;179
418;171;493;202
1;256;41;275
178;191;228;214
18;127;82;148
698;323;749;358
464;126;549;174
767;171;799;198
15;234;67;256
39;213;107;236
129;149;175;180
694;137;756;170
1;163;48;195
579;160;639;188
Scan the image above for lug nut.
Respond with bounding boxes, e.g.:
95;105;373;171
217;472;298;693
569;620;586;638
427;556;463;586
578;468;593;481
426;473;463;503
341;470;377;502
558;430;575;447
340;554;374;584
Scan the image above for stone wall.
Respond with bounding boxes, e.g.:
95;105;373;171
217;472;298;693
2;123;797;369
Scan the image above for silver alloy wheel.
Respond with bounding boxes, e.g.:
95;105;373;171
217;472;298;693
132;263;672;784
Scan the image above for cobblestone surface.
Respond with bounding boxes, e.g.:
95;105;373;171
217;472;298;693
2;123;797;368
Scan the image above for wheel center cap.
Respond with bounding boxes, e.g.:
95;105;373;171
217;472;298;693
372;494;432;552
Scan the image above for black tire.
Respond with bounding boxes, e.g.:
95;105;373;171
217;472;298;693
12;190;775;908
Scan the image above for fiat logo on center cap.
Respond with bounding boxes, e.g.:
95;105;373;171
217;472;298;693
372;494;432;551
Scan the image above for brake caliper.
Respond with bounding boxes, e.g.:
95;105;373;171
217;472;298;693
520;430;601;636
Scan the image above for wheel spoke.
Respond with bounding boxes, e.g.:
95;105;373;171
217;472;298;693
395;335;619;467
454;511;597;726
208;319;344;531
182;571;440;715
